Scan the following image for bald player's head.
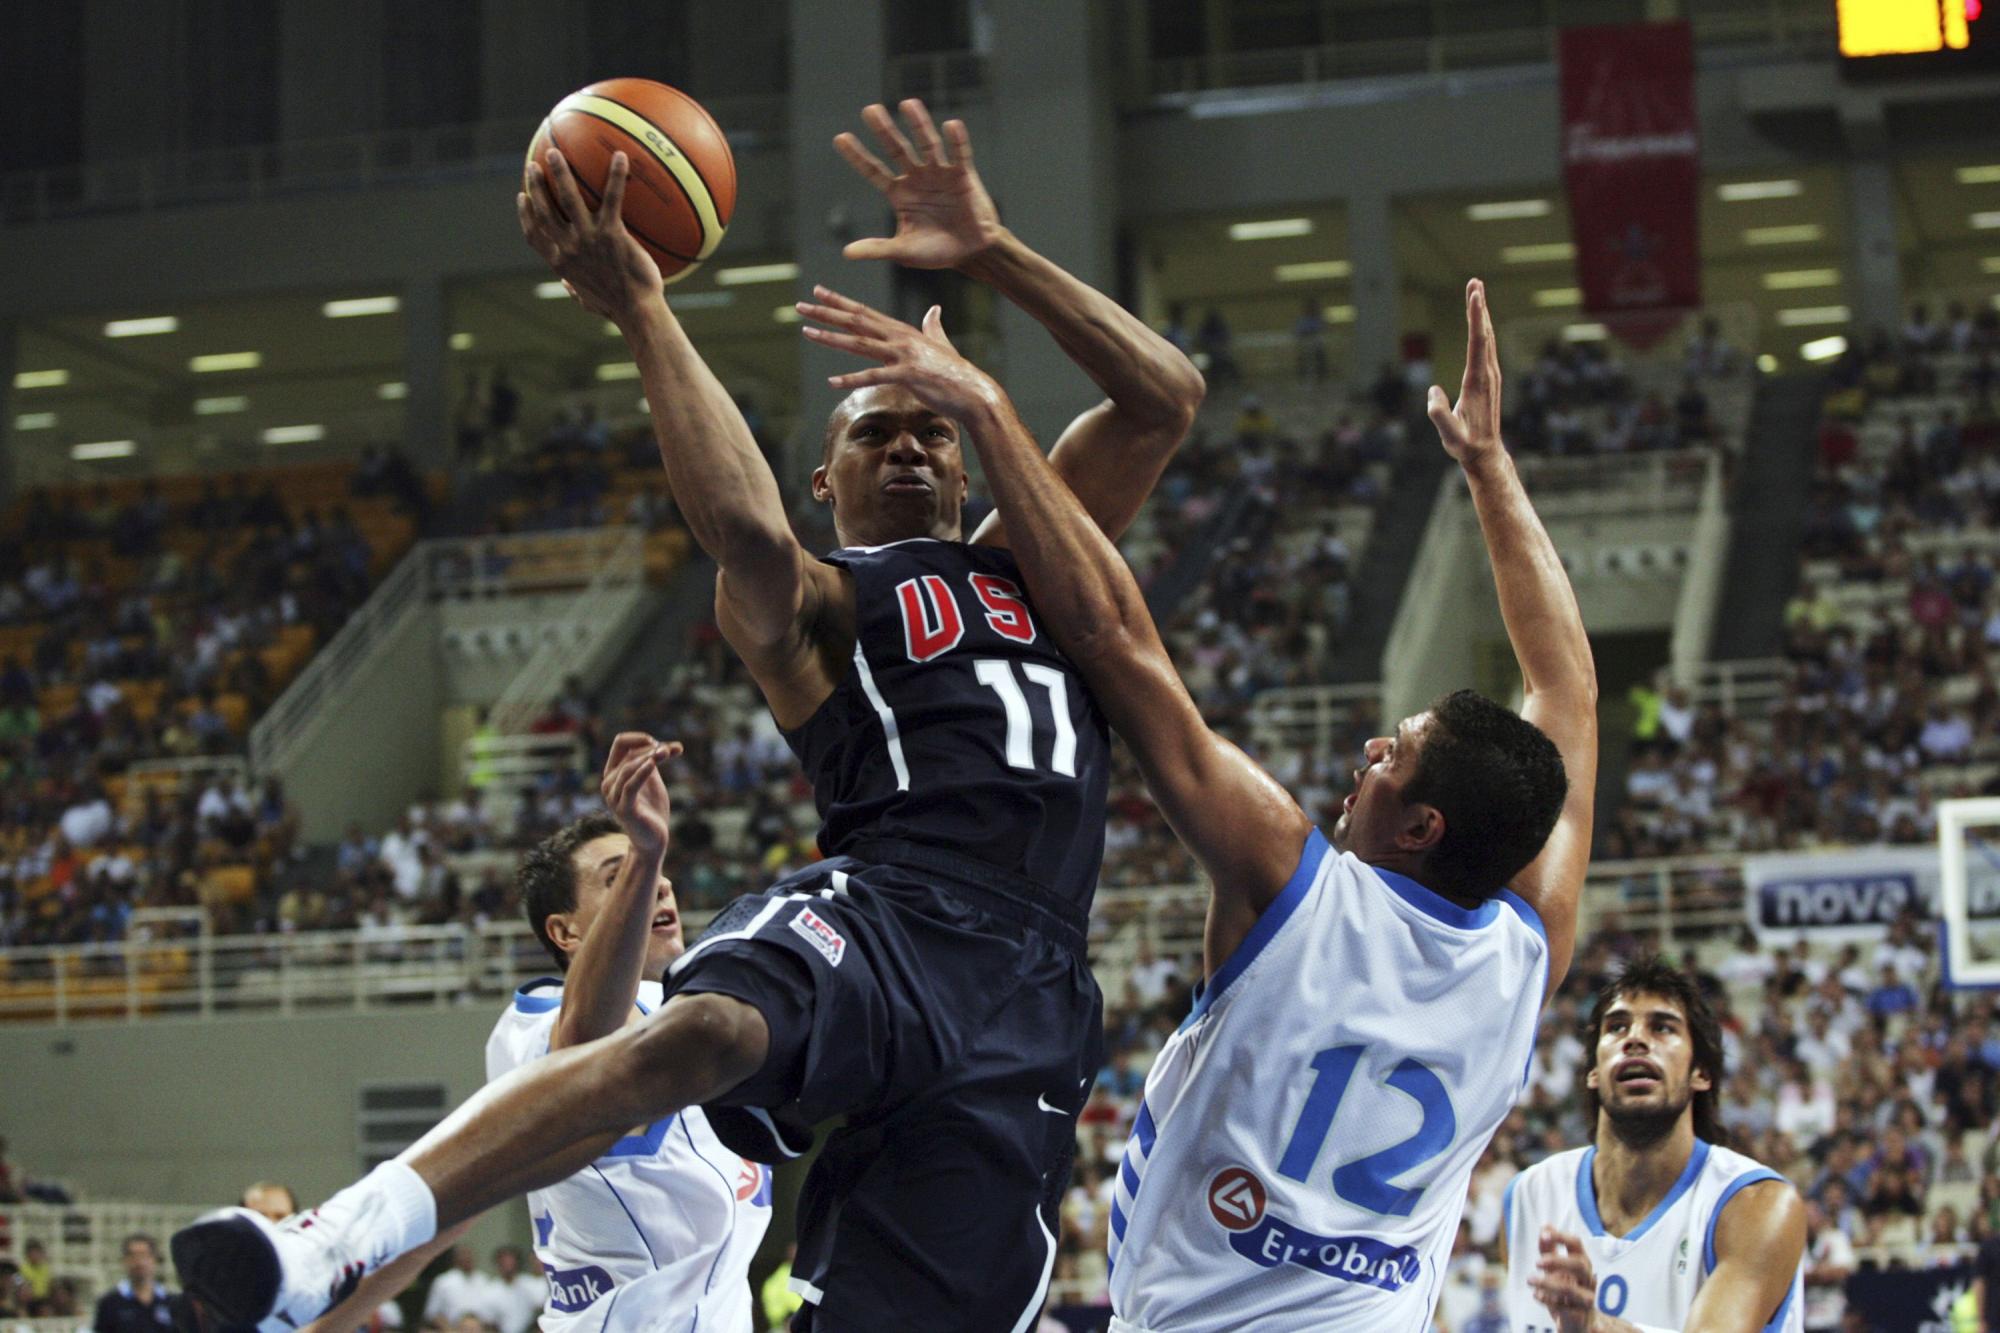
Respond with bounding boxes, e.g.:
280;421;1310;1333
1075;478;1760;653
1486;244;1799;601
240;1181;298;1223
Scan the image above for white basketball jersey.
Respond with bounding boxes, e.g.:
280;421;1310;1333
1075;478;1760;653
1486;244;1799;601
1503;1141;1803;1332
485;980;772;1333
1107;830;1548;1332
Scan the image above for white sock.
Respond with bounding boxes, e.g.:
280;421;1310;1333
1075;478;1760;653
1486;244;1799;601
307;1160;438;1272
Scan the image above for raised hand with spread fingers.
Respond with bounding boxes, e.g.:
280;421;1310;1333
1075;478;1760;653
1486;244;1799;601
835;100;1001;271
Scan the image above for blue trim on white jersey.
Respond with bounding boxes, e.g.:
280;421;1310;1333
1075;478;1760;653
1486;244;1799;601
1184;828;1328;1026
1134;1100;1158;1154
587;1163;666;1267
513;978;564;1014
1502;1173;1518;1240
1110;1198;1128;1240
1703;1167;1786;1273
1372;865;1501;929
1495;889;1546;942
680;1118;736;1307
1576;1139;1711;1242
601;1115;676;1160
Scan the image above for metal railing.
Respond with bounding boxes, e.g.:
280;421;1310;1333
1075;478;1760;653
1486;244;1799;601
1245;681;1382;764
1513;448;1714;517
487;528;646;734
0;1202;209;1307
1138;3;1834;103
0;847;1764;1027
247;546;428;774
0;97;787;227
884;51;989;109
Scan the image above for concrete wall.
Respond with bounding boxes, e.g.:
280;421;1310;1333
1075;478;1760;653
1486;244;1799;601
1;1008;525;1253
277;606;446;842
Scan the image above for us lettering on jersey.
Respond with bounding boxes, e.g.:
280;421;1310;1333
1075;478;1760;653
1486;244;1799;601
895;571;1041;663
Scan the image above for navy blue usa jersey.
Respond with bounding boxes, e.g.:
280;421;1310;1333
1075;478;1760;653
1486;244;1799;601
782;537;1111;912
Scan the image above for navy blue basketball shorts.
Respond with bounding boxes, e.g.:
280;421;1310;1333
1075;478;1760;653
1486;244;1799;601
660;841;1105;1332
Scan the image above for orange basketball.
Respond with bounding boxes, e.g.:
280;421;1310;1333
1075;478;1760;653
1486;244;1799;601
527;78;737;285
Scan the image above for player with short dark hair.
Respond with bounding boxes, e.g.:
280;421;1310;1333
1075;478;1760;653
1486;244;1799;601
793;275;1594;1328
1503;955;1806;1332
172;98;1200;1333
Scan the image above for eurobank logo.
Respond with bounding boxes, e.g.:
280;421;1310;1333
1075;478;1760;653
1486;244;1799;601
546;1264;615;1312
1208;1167;1422;1294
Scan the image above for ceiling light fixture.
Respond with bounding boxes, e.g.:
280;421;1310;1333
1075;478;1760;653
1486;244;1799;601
1501;242;1576;264
104;316;179;337
1468;200;1551;221
1777;305;1851;326
596;362;641;381
1275;260;1351;282
1564;322;1608;342
71;440;136;461
1745;224;1824;245
14;412;56;430
194;396;249;415
1800;335;1848;362
261;424;326;444
1762;269;1841;290
1228;218;1313;241
1957;165;2000;185
378;382;408;400
322;296;400;318
1716;180;1803;201
1534;288;1583;307
14;369;69;389
188;351;261;373
715;262;801;286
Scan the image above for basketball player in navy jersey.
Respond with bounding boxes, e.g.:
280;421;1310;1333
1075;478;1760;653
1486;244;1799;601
797;275;1595;1330
172;101;1199;1333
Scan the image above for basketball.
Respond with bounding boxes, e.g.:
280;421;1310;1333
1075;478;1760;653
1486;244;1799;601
526;78;737;284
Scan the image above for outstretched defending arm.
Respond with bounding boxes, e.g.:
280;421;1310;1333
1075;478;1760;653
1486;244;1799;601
798;291;1310;962
520;152;828;652
549;735;681;1053
1429;280;1598;998
834;100;1204;545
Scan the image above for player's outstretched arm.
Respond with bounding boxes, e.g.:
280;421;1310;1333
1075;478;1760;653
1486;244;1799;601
548;735;682;1052
1429;280;1597;998
520;151;828;649
835;99;1204;545
799;291;1311;931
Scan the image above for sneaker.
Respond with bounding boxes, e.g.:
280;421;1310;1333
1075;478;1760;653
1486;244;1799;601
171;1208;364;1332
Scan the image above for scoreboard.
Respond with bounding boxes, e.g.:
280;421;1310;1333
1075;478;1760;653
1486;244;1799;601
1838;0;1999;67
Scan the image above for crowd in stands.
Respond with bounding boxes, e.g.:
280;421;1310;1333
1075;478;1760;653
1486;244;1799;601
1601;306;2000;861
0;460;424;951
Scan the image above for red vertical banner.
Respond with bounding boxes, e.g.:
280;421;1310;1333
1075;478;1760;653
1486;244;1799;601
1559;21;1702;349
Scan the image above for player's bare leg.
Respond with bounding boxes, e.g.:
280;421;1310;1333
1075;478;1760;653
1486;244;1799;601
171;993;768;1331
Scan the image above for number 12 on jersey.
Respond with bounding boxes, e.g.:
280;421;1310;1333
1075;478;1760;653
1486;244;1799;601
975;659;1077;777
1277;1045;1457;1218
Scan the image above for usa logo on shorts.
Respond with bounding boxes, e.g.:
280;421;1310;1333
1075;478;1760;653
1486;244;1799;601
789;906;846;966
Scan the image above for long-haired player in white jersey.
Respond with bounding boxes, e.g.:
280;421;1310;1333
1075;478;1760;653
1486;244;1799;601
795;275;1596;1331
484;733;771;1332
1504;956;1806;1332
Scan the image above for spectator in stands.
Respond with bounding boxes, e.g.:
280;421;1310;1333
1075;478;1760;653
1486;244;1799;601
1293;299;1327;382
1684;316;1737;378
1865;964;1921;1018
241;1180;299;1223
423;1247;503;1329
1801;1199;1855;1333
0;1137;19;1203
489;1247;543;1333
13;1240;52;1312
92;1234;180;1333
1195;308;1237;384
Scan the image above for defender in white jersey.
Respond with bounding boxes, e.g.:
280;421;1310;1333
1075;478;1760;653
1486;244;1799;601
481;736;771;1332
822;277;1598;1330
1505;958;1805;1333
487;979;770;1332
